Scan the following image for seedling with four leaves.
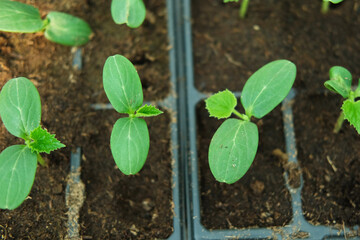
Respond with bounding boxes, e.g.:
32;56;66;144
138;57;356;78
324;66;360;134
0;0;92;46
111;0;146;28
103;54;163;175
0;77;65;210
223;0;249;19
205;60;296;184
321;0;344;14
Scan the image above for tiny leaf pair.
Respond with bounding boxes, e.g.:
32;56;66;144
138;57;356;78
0;77;65;210
324;66;360;134
205;60;297;184
111;0;146;28
0;0;92;46
103;55;162;175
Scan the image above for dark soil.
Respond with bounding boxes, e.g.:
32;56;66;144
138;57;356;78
192;0;360;93
0;0;92;238
293;92;360;226
196;102;292;229
79;110;173;239
81;0;170;103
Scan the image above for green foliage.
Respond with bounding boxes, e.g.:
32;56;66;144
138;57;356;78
325;66;360;134
111;0;146;28
205;60;296;184
28;126;65;154
103;55;162;175
44;12;92;46
322;0;344;14
0;77;65;210
205;89;237;119
0;0;92;46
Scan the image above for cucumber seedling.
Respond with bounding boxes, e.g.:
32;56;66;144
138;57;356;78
205;60;296;184
0;77;65;210
223;0;250;19
103;54;163;175
321;0;344;14
324;66;360;134
0;0;92;46
111;0;146;28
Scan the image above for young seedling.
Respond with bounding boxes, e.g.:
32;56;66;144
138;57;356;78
321;0;344;14
324;66;360;134
103;54;163;175
0;77;65;210
205;60;296;184
111;0;146;28
0;0;92;46
223;0;249;19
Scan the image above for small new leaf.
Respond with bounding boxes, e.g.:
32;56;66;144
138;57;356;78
28;126;65;154
135;104;163;117
205;89;237;119
341;100;360;134
325;66;352;98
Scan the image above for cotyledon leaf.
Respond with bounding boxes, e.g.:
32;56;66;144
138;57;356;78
0;77;41;139
0;0;44;33
111;0;146;28
110;117;149;175
103;55;143;114
325;66;352;98
44;11;92;46
241;60;296;119
209;119;258;184
0;145;38;210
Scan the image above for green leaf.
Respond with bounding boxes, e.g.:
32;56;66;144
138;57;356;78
205;89;237;119
110;117;149;175
103;55;143;114
241;60;296;119
342;99;360;134
0;77;41;139
0;145;37;210
0;0;44;33
135;104;163;117
44;12;92;46
329;0;343;4
111;0;146;28
325;66;352;98
209;119;258;184
28;126;65;154
224;0;239;2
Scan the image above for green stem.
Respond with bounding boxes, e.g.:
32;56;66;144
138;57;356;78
321;0;330;14
233;109;250;121
37;154;46;167
239;0;249;18
333;111;345;133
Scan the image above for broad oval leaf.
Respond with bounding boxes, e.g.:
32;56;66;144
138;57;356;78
209;119;258;184
325;66;352;98
0;0;44;33
0;145;38;210
342;99;360;134
110;117;149;175
0;77;41;139
241;60;296;119
44;12;92;46
111;0;146;28
103;55;143;114
205;89;237;119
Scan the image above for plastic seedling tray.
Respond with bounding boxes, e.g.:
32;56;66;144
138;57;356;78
180;0;360;239
64;0;184;236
